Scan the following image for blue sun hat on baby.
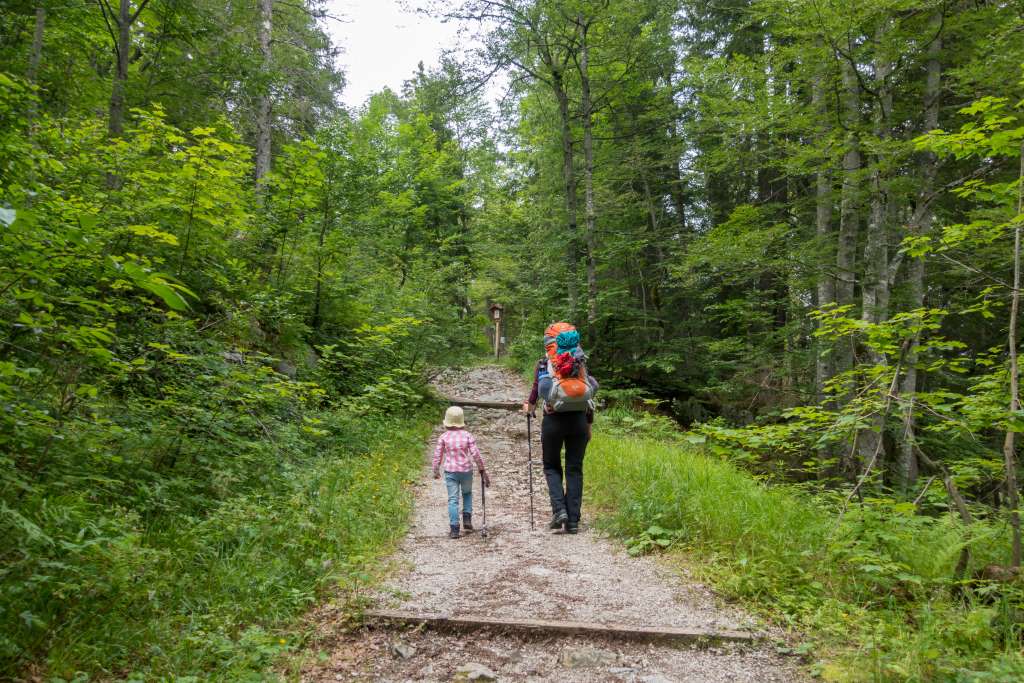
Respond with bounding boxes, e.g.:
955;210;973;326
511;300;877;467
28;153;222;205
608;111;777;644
555;329;580;354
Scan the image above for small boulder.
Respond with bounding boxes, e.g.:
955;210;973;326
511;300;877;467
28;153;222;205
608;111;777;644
559;646;617;668
274;359;298;378
391;640;416;659
452;662;498;681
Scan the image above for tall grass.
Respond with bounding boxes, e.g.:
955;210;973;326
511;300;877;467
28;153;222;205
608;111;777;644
586;423;1024;682
6;409;430;680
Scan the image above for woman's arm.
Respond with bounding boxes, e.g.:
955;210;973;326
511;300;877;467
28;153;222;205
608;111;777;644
524;358;544;413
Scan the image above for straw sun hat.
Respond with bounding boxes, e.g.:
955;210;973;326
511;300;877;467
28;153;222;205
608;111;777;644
443;406;466;428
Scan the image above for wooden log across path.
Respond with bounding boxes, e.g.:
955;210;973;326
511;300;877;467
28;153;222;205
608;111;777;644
441;396;522;411
363;609;759;646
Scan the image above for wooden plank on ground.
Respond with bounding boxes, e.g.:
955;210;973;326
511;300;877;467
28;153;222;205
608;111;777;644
363;609;758;645
441;396;522;411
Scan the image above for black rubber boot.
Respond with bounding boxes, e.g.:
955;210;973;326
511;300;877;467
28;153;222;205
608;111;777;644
462;513;473;531
449;525;460;539
549;510;568;530
566;522;579;535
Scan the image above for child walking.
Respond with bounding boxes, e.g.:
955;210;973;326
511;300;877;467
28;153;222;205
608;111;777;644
433;406;491;538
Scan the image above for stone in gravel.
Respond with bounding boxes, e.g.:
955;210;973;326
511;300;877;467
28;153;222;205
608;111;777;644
391;641;416;659
452;662;498;681
559;646;617;668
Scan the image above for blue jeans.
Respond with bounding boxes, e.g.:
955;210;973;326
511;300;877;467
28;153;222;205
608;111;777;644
444;471;473;527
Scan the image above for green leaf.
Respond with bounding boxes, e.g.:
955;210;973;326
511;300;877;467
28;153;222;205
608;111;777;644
122;262;190;311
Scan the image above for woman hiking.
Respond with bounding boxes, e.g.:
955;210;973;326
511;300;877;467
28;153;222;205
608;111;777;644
522;322;597;534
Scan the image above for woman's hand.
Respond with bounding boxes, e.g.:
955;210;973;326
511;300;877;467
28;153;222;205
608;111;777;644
433;469;440;480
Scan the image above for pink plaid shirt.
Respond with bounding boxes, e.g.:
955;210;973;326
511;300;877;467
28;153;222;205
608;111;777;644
432;428;486;473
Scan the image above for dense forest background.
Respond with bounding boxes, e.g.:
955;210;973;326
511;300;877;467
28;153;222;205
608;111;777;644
3;0;1024;679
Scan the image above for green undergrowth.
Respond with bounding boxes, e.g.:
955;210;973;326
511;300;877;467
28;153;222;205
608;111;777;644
4;395;430;681
586;409;1024;682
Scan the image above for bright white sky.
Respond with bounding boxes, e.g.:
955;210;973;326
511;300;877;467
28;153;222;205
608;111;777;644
326;1;463;108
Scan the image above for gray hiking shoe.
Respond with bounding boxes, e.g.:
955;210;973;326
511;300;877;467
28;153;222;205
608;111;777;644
549;510;568;529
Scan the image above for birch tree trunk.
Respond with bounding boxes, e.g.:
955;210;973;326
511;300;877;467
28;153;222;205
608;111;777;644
255;0;273;184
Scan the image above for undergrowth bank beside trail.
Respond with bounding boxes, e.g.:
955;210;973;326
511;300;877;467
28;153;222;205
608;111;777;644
585;411;1024;683
6;403;430;681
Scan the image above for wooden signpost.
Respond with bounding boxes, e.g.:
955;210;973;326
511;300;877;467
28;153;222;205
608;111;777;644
489;302;504;360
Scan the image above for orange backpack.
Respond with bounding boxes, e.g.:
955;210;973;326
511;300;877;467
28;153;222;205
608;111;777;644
542;322;594;412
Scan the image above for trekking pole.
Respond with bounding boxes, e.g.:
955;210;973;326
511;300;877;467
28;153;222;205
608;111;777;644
527;411;535;530
479;469;489;538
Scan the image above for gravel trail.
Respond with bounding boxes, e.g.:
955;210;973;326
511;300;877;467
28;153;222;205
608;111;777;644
301;366;807;682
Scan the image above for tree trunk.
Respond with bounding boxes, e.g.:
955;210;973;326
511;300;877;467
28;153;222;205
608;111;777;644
311;173;334;331
25;4;45;199
27;6;45;84
812;57;834;405
1004;141;1023;568
861;25;893;328
664;81;688;236
578;19;598;330
552;70;579;316
837;58;861;478
857;25;893;475
255;0;273;184
897;16;942;495
108;0;132;138
836;59;860;319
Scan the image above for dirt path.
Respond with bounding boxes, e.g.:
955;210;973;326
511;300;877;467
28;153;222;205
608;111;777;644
301;367;806;682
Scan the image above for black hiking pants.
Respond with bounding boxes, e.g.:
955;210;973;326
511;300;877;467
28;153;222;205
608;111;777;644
541;410;590;524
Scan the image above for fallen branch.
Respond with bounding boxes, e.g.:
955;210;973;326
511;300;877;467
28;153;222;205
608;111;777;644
439;396;522;411
363;609;758;645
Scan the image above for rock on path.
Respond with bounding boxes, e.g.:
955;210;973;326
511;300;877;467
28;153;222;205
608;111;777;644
301;366;807;682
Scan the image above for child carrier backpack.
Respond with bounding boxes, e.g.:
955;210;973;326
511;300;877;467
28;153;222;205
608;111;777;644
542;322;595;413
